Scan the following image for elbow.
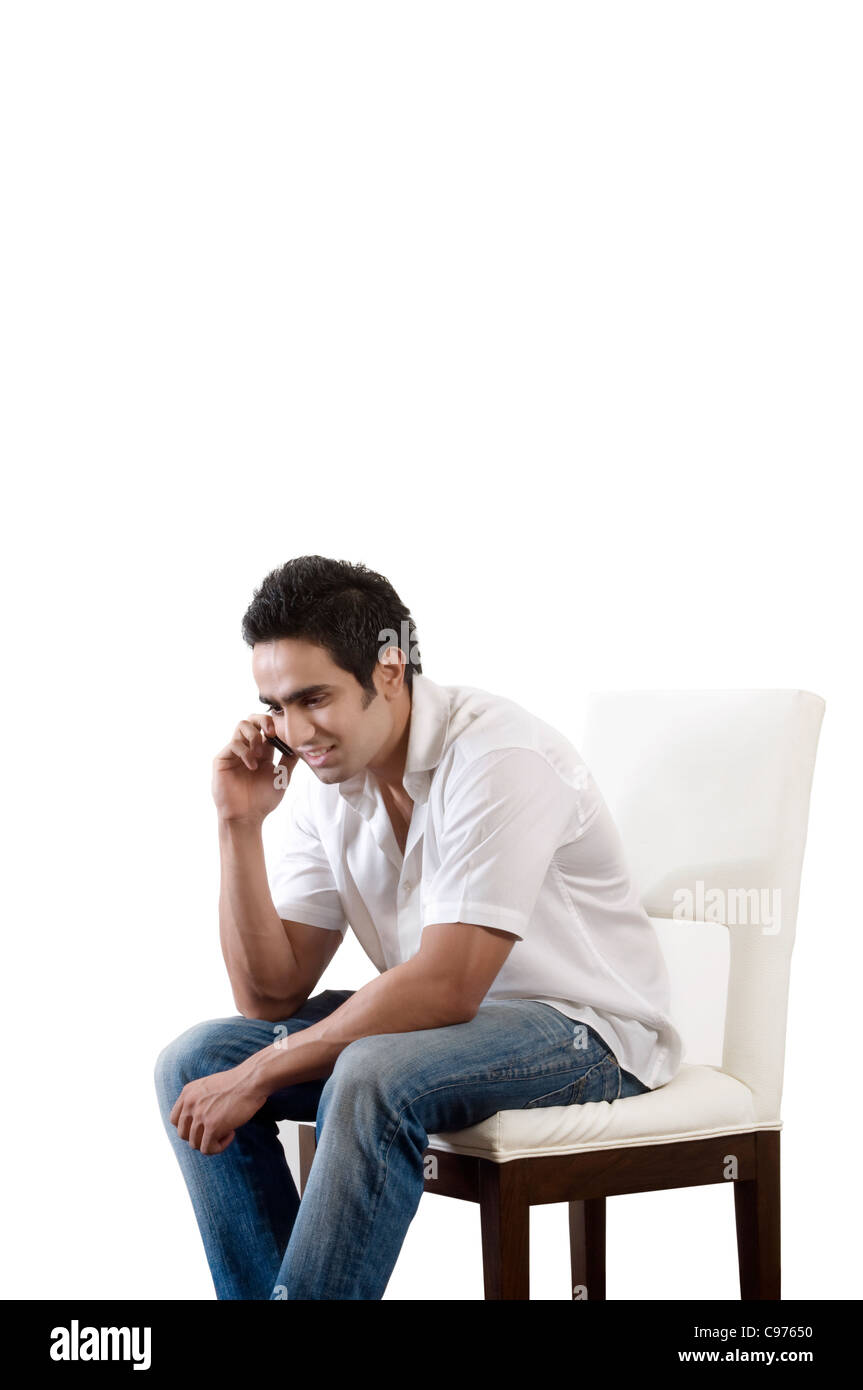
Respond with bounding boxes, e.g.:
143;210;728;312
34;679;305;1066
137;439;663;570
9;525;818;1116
233;996;266;1021
424;975;481;1027
443;991;479;1027
234;991;302;1023
451;1008;478;1027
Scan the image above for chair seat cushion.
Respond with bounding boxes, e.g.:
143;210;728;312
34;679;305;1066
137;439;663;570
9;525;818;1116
426;1064;773;1162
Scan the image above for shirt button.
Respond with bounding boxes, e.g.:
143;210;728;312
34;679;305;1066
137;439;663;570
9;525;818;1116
402;879;413;895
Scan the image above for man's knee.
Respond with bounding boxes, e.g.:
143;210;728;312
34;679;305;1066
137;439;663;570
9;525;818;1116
332;1033;393;1074
321;1033;413;1107
153;1016;242;1103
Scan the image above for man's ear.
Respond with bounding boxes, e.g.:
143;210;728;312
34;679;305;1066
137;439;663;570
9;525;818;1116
376;646;409;697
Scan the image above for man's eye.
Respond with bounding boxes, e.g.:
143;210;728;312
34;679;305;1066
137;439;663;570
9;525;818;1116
265;697;324;714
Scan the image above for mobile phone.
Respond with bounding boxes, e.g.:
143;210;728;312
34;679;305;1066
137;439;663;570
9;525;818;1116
266;733;297;758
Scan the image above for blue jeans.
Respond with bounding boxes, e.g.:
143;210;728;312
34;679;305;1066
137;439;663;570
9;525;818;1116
154;988;650;1300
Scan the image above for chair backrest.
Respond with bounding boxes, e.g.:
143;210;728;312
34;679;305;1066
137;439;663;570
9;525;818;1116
580;690;825;1123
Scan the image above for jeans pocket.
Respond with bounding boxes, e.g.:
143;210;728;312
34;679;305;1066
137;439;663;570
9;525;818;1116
571;1054;622;1104
522;1077;577;1108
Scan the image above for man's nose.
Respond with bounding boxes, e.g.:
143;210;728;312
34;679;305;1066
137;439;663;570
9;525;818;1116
281;711;318;749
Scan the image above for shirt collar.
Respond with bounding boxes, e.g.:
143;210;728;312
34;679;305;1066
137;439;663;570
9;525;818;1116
337;672;451;814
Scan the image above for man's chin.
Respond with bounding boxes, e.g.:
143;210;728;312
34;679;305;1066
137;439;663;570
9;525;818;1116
311;761;345;781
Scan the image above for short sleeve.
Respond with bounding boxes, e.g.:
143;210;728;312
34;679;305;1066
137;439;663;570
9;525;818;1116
267;780;348;933
421;747;581;940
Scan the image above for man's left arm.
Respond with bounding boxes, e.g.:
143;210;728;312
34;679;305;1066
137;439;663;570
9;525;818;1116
255;919;516;1079
169;923;516;1154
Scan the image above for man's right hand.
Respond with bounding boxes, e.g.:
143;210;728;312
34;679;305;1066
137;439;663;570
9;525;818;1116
212;713;297;825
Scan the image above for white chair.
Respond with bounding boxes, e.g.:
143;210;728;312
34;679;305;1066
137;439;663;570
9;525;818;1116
296;689;826;1299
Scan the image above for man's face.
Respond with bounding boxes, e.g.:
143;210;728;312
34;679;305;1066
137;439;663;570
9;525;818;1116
251;637;396;784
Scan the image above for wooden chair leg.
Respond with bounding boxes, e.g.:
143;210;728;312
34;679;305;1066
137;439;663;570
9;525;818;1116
479;1160;530;1299
297;1122;317;1197
569;1197;607;1299
734;1129;781;1299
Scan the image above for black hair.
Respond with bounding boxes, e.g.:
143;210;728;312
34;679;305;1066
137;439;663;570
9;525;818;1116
241;555;422;699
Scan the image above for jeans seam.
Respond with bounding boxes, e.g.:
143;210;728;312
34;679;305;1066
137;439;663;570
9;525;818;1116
381;1062;613;1155
571;1054;611;1096
525;1078;577;1106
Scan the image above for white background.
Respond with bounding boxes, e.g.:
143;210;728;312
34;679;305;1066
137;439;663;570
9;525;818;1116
1;2;860;1301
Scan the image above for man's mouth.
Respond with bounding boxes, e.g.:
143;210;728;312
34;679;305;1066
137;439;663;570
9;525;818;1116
304;745;335;765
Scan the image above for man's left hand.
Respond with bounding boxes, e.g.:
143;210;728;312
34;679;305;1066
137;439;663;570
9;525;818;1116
169;1062;269;1155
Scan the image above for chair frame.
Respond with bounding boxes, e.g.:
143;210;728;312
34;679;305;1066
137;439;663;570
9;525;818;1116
295;1120;780;1299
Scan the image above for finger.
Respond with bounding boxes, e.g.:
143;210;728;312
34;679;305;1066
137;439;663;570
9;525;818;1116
200;1128;226;1156
205;1130;235;1155
237;718;277;770
217;740;257;773
169;1089;188;1132
242;715;273;741
227;730;267;771
216;716;280;772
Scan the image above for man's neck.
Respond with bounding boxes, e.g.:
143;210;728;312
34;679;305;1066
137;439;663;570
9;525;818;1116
366;687;413;802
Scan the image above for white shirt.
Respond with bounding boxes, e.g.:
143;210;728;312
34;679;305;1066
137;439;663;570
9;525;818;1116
268;673;684;1089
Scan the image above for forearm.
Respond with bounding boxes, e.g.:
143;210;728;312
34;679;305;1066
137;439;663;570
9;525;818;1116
240;957;470;1093
218;818;302;1014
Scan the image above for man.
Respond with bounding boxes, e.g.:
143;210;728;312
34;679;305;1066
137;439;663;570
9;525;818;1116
154;554;683;1300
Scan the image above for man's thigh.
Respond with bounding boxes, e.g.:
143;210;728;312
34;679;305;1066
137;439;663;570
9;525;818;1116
326;999;625;1136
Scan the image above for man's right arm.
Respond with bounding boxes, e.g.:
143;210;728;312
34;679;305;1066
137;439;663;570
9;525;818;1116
213;710;343;1021
218;818;342;1020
